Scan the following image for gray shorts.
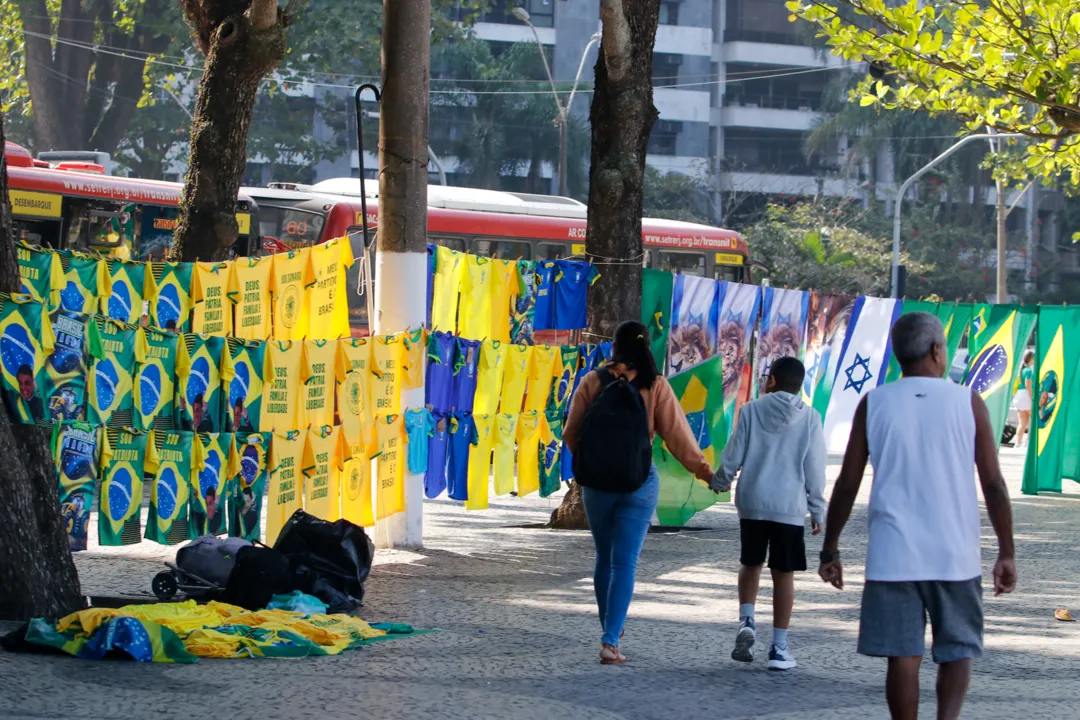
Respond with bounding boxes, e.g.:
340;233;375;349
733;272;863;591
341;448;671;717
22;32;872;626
858;578;983;663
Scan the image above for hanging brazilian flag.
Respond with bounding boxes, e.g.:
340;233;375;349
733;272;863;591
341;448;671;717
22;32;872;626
150;262;194;332
17;242;64;308
43;310;104;423
133;327;179;431
99;427;156;546
883;300;938;383
937;302;973;370
546;345;580;417
642;269;674;373
0;292;55;425
52;421;100;552
963;305;1037;443
654;355;726;526
57;250;111;316
176;334;233;433
146;430;200;544
965;303;993;364
107;259;154;325
229;431;271;541
1022;307;1080;495
87;317;139;428
190;433;237;537
226;338;265;433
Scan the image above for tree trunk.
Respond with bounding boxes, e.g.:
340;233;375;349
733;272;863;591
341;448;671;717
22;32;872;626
548;0;660;531
0;112;84;621
171;0;288;262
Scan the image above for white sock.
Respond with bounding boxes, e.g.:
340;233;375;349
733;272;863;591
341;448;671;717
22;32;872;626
739;604;754;622
773;628;789;649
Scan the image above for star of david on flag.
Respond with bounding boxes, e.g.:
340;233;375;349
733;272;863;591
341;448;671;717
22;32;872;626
843;353;873;393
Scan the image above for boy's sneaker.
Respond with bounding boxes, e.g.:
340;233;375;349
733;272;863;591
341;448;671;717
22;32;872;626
731;618;756;662
767;644;797;671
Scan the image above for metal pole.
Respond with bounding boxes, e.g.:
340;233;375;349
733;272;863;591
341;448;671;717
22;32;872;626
557;118;569;196
354;83;381;250
428;146;448;186
514;10;568;195
890;132;1023;297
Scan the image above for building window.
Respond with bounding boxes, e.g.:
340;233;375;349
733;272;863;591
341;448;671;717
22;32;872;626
649;120;682;156
652;53;683;83
659;1;680;25
455;0;555;28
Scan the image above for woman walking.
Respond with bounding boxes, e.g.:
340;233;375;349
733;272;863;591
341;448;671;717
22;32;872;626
564;321;715;665
1014;349;1035;449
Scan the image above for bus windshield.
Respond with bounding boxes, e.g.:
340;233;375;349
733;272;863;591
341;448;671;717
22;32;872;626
257;204;325;250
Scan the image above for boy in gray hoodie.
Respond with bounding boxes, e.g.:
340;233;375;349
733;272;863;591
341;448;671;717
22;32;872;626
710;356;826;671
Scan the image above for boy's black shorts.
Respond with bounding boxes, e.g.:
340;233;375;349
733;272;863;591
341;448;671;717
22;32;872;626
739;519;806;572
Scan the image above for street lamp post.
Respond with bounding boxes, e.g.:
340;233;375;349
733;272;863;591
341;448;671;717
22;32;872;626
891;132;1023;299
513;7;599;196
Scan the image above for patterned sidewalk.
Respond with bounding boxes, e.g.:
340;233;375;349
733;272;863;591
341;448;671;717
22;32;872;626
2;449;1079;719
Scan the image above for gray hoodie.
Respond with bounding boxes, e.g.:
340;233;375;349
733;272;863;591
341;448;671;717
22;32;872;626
719;391;827;526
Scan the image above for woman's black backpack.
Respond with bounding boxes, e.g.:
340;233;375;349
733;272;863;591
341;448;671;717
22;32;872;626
572;371;652;493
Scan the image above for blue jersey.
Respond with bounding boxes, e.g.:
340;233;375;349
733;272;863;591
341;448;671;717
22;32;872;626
425;244;435;328
425;331;455;413
533;261;557;331
404;407;434;475
451;336;481;413
447;412;475;501
425;411;450;498
600;342;613;364
553;260;599;330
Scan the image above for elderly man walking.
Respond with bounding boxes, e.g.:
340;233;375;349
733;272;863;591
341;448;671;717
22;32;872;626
818;312;1016;720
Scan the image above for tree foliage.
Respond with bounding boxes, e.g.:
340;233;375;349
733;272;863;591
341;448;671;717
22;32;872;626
642;166;713;224
788;0;1080;182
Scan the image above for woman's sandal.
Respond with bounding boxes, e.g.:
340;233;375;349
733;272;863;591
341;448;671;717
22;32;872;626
600;644;628;665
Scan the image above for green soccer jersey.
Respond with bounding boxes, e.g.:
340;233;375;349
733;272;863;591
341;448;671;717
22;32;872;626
176;334;234;433
190;432;237;537
87;317;139;428
150;262;193;332
42;309;104;423
133;327;180;432
226;338;266;433
57;250;111;316
53;421;101;552
17;242;64;308
146;429;200;545
539;409;564;498
229;431;271;542
0;292;56;425
99;427;156;546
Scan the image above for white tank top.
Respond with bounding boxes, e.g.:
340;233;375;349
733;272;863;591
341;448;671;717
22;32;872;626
865;377;981;582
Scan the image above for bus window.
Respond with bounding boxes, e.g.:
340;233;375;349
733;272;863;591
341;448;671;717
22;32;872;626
472;238;531;260
714;264;743;283
259;205;324;249
427;235;466;252
659;251;706;276
537;241;573;260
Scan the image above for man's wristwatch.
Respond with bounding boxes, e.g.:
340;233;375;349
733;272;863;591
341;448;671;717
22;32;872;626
819;549;840;564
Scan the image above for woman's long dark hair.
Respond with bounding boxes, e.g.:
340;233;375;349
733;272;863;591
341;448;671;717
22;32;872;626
610;320;660;389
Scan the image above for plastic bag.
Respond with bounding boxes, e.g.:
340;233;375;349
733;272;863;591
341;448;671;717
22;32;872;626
267;590;329;615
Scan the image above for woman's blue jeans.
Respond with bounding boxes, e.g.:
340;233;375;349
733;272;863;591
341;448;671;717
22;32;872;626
581;465;660;646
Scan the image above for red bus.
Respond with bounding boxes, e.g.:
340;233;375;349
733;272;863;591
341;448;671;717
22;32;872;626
3;141;259;260
243;179;751;333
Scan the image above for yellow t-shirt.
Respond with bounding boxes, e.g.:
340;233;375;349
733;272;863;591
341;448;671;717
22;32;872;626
500;344;532;414
266;430;304;545
341;443;374;528
228;255;273;340
492;413;519;496
474;339;507;415
459;255;493;340
490;259;519;343
262;341;304;432
371;334;406;416
337;338;374;453
271;248;314;341
465;413;495;511
524;345;558;412
516;410;552;497
374;414;407;520
301;340;337;429
431;246;465;333
402;327;426;390
307;237;355;340
303;425;347;521
190;262;232;337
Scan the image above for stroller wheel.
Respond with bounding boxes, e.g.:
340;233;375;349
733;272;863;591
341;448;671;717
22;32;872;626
152;572;179;601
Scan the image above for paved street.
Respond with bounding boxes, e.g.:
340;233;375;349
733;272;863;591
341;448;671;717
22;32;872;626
2;449;1079;719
